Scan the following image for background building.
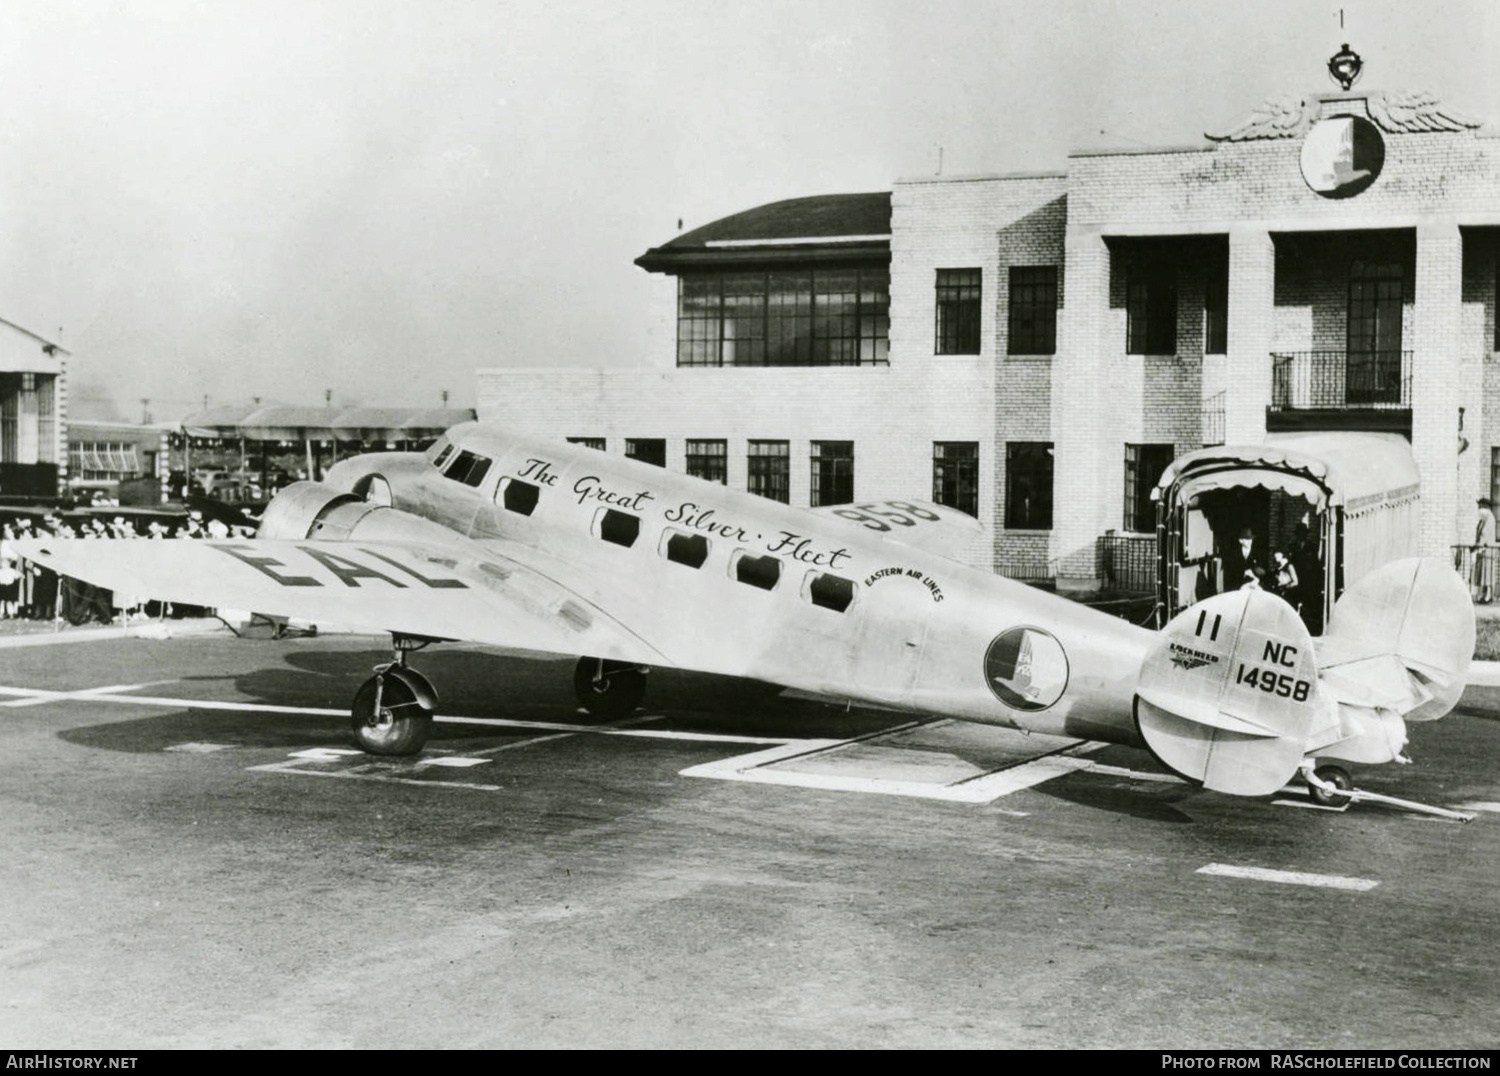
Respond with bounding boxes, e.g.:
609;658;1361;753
0;317;66;500
478;56;1500;593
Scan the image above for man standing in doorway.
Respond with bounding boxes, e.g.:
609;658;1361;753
1475;498;1496;604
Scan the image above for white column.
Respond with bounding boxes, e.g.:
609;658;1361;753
1411;221;1463;557
1224;227;1274;446
1052;230;1112;592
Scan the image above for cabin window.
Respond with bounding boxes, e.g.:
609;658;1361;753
805;571;856;612
567;437;606;451
497;477;540;516
661;530;710;568
444;449;493;487
732;551;781;591
594;508;640;547
429;441;454;469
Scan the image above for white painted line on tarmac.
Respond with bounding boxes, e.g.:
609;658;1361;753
1451;801;1500;813
0;684;809;745
0;682;165;708
164;742;235;754
1196;863;1378;891
246;758;502;792
416;755;492;768
680;738;1113;805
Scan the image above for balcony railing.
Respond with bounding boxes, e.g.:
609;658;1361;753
1201;391;1225;447
1270;350;1412;411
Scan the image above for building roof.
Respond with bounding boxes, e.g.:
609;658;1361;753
635;192;891;273
179;406;476;441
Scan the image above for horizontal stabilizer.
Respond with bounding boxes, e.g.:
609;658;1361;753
1318;557;1472;723
1136;589;1322;796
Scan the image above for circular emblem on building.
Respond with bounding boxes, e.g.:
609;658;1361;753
1300;116;1385;199
983;626;1070;712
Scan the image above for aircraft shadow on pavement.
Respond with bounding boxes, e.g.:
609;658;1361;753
53;645;892;754
1031;769;1200;823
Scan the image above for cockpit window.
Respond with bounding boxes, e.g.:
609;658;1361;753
444;449;492;487
428;438;453;468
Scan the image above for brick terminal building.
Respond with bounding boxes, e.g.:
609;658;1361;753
478;52;1500;594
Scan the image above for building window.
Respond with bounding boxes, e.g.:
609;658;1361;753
935;269;981;354
1004;443;1053;530
1127;269;1178;355
748;440;790;503
1204;271;1227;355
810;441;854;507
625;439;666;467
1124;444;1175;533
685;439;727;484
1347;260;1405;404
932;442;979;517
1007;267;1057;355
567;437;605;450
677;268;889;367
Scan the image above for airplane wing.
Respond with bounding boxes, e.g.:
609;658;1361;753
808;499;985;560
11;538;669;665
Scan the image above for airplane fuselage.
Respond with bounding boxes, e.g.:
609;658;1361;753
324;424;1155;748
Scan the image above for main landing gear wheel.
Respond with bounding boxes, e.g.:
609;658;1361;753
351;637;439;756
1308;764;1354;808
574;657;648;720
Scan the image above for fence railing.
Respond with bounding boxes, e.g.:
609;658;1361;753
1270;350;1412;411
1452;544;1497;602
1098;533;1157;594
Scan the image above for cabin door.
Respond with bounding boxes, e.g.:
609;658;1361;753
848;572;938;707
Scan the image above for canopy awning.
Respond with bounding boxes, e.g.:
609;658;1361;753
1153;432;1420;510
178;406;476;442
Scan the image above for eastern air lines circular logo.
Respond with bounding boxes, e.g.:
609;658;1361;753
984;626;1070;712
1300;116;1385;199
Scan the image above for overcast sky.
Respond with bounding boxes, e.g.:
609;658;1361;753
3;0;1497;422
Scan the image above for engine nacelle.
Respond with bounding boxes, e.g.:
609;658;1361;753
256;481;367;540
257;479;474;549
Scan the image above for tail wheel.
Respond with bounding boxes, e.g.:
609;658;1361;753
573;657;647;720
351;672;433;756
1308;764;1354;808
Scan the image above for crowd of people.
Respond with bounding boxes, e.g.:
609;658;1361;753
0;510;256;626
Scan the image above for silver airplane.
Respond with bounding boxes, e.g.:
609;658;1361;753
15;423;1475;812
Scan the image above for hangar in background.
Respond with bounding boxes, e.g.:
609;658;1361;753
477;48;1500;594
0;317;66;501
